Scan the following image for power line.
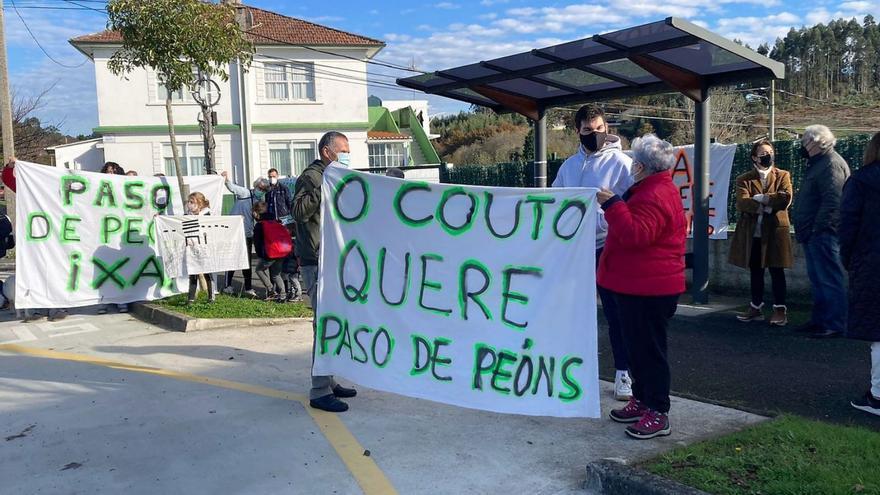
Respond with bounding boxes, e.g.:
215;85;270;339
60;0;106;13
9;0;88;68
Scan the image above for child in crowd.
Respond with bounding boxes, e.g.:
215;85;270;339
252;201;286;301
186;192;214;304
281;225;302;302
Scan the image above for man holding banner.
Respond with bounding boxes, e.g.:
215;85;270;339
293;131;358;413
553;105;634;402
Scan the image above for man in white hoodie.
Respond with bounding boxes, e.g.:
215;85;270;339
552;105;634;401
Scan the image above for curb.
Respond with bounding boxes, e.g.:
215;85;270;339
131;302;310;332
584;459;710;495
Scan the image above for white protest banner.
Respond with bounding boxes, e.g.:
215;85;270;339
14;162;225;308
155;216;249;277
313;165;601;418
671;143;736;240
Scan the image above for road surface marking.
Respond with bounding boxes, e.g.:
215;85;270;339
0;343;397;495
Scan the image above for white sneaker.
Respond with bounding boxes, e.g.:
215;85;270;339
222;286;235;295
614;370;633;401
243;289;258;298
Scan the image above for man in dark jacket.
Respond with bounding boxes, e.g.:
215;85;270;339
293;131;357;413
265;168;293;224
790;125;851;338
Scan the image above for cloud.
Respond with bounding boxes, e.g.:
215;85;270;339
480;0;510;4
10;59;98;136
434;2;461;9
714;13;801;46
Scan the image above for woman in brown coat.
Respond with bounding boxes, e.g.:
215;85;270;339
729;139;794;326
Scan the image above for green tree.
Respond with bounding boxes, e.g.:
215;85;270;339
106;0;253;203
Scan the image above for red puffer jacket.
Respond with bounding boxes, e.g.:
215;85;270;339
597;171;687;296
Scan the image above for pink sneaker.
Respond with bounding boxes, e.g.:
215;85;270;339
625;409;671;439
609;398;647;423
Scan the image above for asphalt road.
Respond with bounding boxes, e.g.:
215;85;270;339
598;306;880;430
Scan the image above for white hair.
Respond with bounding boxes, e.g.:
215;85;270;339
803;125;836;151
631;133;675;173
253;177;269;189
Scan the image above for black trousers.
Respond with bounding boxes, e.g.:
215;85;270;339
749;238;786;306
615;292;679;413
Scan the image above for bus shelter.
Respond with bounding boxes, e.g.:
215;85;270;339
397;17;785;303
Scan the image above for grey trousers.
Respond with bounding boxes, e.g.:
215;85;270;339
302;265;335;399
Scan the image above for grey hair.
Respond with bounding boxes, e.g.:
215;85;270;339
631;133;675;173
253;177;269;189
319;131;348;154
802;125;836;151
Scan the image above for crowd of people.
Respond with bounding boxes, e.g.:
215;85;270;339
1;114;877;431
555;106;880;439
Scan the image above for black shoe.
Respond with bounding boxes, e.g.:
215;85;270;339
795;322;819;333
333;384;358;398
810;328;842;339
851;391;880;417
309;394;349;413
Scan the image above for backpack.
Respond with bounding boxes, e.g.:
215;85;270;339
254;220;292;260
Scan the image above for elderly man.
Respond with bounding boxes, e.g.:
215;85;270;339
293;131;357;413
791;125;851;338
220;172;268;298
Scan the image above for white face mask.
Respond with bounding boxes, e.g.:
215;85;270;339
336;152;352;168
269;177;278;185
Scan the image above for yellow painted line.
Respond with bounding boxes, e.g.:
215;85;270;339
0;343;397;495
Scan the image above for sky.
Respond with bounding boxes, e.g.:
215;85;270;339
3;0;879;136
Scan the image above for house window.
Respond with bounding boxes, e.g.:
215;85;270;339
157;82;188;102
163;143;206;176
268;141;316;177
264;62;315;101
369;142;408;169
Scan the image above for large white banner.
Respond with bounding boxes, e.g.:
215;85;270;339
671;143;736;240
313;165;600;418
155;216;249;277
14;162;225;308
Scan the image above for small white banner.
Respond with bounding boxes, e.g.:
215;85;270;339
313;165;601;418
155;215;250;278
14;162;225;308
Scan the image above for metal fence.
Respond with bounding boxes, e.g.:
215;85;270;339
440;134;874;224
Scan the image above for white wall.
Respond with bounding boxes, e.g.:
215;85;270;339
92;48;235;128
51;140;105;171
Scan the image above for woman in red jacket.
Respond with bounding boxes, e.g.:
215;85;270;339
597;134;687;440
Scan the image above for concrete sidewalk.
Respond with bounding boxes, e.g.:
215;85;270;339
0;314;764;495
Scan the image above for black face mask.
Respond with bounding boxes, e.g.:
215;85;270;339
580;132;607;153
758;154;773;167
800;146;811;159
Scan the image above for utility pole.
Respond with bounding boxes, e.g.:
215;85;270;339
769;79;776;142
0;0;17;225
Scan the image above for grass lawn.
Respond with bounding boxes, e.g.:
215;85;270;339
644;415;880;495
155;294;313;319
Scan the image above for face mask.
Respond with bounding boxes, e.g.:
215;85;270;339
580;132;606;153
336;152;352;168
631;163;645;182
270;177;278;185
757;154;773;168
800;146;811;160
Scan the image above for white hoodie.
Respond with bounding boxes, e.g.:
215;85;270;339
552;135;633;249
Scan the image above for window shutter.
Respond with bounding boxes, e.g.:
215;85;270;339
311;63;321;102
147;70;157;103
152;142;163;174
259;140;269;177
255;62;265;102
214;142;224;172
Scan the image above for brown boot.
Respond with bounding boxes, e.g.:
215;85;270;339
736;303;764;322
770;305;788;326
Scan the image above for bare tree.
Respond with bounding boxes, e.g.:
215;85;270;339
1;82;68;163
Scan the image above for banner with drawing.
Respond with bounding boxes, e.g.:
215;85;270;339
313;165;601;418
13;162;224;308
670;143;736;240
155;215;249;277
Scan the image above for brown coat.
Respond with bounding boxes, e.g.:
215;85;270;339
728;168;794;269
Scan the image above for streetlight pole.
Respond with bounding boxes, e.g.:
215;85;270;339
769;80;776;142
193;71;221;175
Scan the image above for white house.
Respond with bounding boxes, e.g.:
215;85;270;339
67;3;440;184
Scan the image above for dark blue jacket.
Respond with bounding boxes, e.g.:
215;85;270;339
264;183;292;222
839;161;880;341
791;149;851;243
